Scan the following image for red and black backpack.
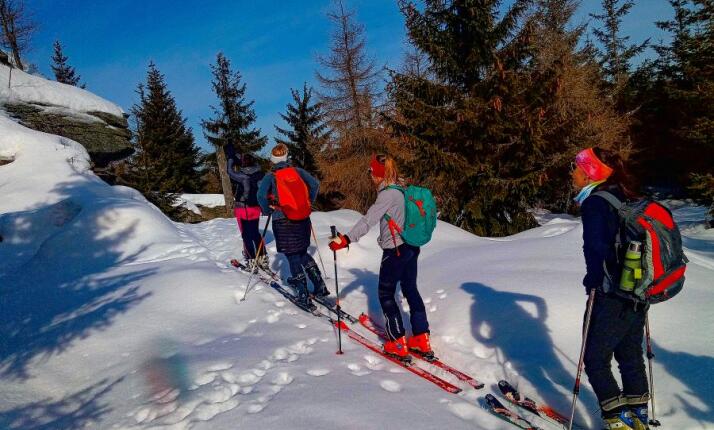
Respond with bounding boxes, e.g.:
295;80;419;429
595;191;688;304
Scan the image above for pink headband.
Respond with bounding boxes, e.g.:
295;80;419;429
575;148;613;181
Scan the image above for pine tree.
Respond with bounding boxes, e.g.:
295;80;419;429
590;0;649;89
129;62;203;215
202;52;267;213
51;40;84;88
386;0;556;236
274;83;329;174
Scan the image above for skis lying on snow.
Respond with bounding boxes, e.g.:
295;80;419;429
231;259;357;322
334;319;462;394
358;313;485;389
485;394;545;430
230;259;322;316
498;380;583;429
311;295;358;323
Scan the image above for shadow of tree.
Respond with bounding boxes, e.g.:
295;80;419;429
0;377;123;430
0;178;156;380
462;282;598;424
651;341;714;425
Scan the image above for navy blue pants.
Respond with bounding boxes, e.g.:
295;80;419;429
378;243;429;340
584;292;649;405
286;251;318;279
239;219;261;259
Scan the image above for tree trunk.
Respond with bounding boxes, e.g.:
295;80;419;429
215;147;235;216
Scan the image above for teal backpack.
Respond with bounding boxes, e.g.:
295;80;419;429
383;185;438;247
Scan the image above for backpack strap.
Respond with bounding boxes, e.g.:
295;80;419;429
382;185;406;256
593;191;623;210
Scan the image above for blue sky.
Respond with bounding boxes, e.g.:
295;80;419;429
27;0;674;153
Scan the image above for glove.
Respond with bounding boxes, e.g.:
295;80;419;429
329;233;350;251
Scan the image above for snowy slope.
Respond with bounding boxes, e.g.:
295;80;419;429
1;109;713;429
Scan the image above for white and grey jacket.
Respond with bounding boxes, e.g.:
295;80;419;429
347;184;405;250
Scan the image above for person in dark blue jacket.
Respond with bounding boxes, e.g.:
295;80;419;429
257;143;329;308
228;153;267;270
572;148;650;430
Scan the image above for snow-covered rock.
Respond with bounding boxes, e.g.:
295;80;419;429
0;64;131;166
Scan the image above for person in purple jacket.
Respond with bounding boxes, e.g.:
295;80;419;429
227;153;267;270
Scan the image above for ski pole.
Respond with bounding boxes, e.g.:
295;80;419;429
645;313;661;427
241;213;272;302
310;224;329;278
568;290;596;430
330;225;343;355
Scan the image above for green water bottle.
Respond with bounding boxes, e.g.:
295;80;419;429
620;241;643;292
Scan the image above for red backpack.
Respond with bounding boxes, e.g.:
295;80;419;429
595;191;688;304
274;167;311;221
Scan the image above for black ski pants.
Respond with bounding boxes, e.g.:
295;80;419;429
583;292;649;405
378;243;429;340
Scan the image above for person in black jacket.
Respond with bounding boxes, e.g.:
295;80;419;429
572;148;650;430
228;153;267;270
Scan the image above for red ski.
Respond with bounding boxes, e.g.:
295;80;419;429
334;320;462;394
358;313;484;389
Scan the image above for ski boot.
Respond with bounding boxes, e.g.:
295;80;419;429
602;396;636;430
383;336;411;364
603;410;637;430
288;273;316;311
407;332;435;361
626;394;651;430
305;260;330;297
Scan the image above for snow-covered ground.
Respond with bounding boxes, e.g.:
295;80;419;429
176;194;226;215
1;79;713;430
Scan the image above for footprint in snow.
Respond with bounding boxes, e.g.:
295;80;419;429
436;289;445;294
424;297;432;304
439;293;447;299
307;368;331;377
272;372;294;386
380;380;402;393
347;363;371;377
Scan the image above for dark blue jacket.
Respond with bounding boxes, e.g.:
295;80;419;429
257;161;319;221
581;183;625;293
227;159;264;208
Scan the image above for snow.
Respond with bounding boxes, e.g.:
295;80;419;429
175;194;226;215
0;64;124;117
1;97;713;429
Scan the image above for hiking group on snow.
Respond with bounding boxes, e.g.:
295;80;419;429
226;143;687;430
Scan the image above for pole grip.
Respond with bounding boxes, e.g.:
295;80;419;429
330;225;337;239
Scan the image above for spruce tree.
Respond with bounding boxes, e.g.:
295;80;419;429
275;83;329;174
629;0;713;189
387;0;551;236
590;0;649;89
51;40;84;88
129;62;203;214
202;52;267;213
